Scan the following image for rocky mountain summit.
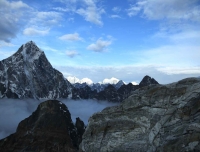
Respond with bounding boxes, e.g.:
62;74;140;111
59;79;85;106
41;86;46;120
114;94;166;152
0;100;85;152
80;77;200;152
139;75;158;87
0;41;72;99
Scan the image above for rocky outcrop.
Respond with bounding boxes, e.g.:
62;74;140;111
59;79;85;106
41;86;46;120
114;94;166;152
117;82;139;101
80;77;200;152
0;100;85;152
139;75;159;87
96;85;119;102
75;117;86;146
0;41;72;99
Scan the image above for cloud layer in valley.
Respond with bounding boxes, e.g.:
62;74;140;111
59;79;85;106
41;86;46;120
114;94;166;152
0;99;41;140
0;99;118;140
61;99;118;124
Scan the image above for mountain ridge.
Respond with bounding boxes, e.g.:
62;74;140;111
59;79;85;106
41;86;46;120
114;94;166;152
80;77;200;151
0;41;159;102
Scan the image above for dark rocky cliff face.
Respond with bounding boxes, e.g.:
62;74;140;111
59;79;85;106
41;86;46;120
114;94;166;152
0;41;72;99
139;75;159;87
0;100;85;152
80;77;200;152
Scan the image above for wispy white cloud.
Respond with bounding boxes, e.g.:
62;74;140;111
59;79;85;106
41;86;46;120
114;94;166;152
112;7;121;13
0;41;14;48
76;0;105;26
68;17;74;22
0;0;31;42
29;11;63;27
127;0;200;22
66;50;79;58
110;15;122;19
157;66;200;75
0;0;64;42
154;30;200;45
53;7;70;12
131;45;200;67
59;33;83;42
87;38;112;52
23;28;49;36
53;0;77;12
53;0;105;25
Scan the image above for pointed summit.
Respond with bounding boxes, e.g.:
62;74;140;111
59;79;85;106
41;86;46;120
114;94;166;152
139;75;159;87
11;41;43;64
0;41;72;99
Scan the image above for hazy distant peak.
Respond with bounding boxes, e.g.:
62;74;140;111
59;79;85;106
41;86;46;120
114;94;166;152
80;78;93;85
67;76;80;84
102;77;119;84
131;81;138;85
67;76;93;85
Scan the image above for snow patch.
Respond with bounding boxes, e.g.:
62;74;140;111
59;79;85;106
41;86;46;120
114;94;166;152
131;81;138;85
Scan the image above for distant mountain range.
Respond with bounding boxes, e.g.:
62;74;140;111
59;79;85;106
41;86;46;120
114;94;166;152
67;76;140;93
0;41;159;102
67;76;138;86
71;75;159;102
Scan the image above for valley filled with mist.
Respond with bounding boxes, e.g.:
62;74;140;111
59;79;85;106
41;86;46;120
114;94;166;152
0;99;118;140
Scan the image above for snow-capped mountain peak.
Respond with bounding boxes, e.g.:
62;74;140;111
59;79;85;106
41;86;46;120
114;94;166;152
0;41;72;99
102;77;119;84
80;78;93;85
131;82;138;85
67;77;93;85
12;41;43;63
67;76;80;84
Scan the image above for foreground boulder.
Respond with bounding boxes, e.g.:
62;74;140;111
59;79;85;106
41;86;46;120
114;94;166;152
80;77;200;152
0;100;85;152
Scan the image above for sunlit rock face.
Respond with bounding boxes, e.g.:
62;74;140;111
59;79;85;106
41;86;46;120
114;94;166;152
0;100;85;152
0;41;72;99
80;77;200;152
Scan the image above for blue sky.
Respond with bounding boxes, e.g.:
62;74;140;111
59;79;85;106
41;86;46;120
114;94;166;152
0;0;200;84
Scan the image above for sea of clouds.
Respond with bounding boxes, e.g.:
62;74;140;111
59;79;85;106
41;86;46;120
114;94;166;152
0;99;118;140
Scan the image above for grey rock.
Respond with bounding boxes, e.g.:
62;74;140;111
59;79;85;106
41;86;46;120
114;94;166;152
80;77;200;152
139;75;159;87
0;41;72;99
0;100;86;152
